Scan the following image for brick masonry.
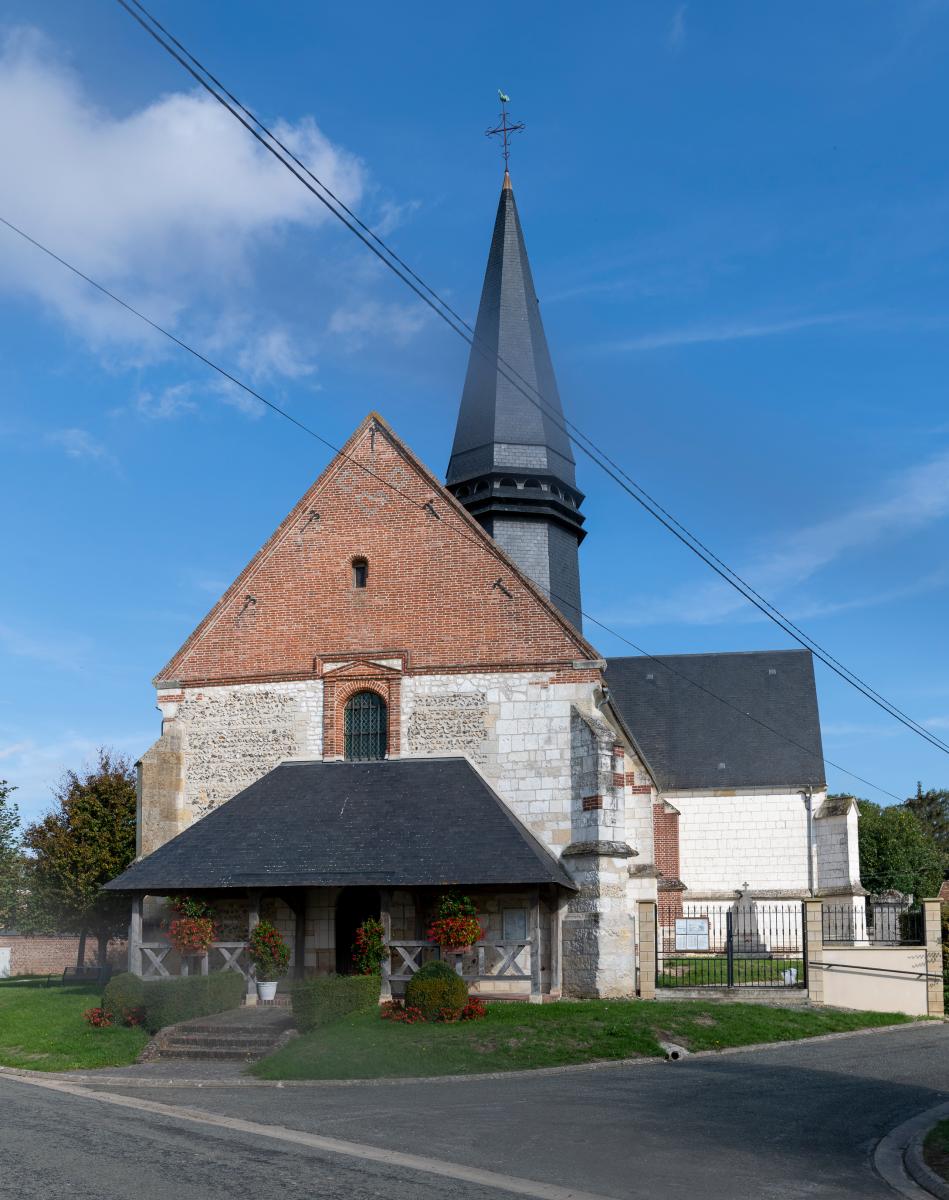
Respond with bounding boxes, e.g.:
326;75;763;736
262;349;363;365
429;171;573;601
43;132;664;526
0;934;127;977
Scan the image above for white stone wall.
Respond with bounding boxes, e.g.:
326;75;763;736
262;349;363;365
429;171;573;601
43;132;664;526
401;671;595;852
169;681;323;821
814;797;862;894
672;788;811;897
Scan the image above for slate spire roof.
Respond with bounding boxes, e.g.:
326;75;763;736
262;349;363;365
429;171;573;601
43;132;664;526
446;174;586;629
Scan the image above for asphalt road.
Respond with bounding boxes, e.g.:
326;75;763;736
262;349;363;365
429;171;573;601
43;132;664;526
2;1023;947;1199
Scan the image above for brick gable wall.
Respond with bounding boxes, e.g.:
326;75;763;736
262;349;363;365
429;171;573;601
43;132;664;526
157;415;596;688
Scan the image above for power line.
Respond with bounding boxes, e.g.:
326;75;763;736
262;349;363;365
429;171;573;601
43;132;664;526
0;212;907;802
113;0;949;759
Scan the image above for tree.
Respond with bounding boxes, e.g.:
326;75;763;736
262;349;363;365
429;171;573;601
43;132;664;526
905;783;949;863
22;750;137;967
0;780;21;929
856;799;946;900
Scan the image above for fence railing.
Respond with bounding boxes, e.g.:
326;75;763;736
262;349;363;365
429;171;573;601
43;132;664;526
822;901;923;946
138;940;250;981
388;940;532;983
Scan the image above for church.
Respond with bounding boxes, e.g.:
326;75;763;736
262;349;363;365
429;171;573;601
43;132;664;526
107;168;864;998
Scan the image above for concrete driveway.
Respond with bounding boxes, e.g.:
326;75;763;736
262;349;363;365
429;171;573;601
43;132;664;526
2;1023;947;1199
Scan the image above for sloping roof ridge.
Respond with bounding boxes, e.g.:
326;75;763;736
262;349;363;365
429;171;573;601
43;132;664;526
154;413;383;684
362;414;598;658
157;412;597;684
607;648;813;664
462;759;576;884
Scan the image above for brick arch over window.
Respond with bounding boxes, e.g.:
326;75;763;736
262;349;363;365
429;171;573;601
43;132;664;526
343;690;387;760
323;675;401;760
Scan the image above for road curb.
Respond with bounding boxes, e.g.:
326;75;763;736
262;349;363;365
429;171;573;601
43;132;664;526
0;1016;935;1090
875;1101;949;1200
906;1127;949;1200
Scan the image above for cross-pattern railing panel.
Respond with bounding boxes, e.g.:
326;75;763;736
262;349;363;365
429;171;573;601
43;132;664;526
388;940;532;982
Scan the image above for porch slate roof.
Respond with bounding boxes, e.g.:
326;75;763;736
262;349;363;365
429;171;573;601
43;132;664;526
105;757;575;893
605;649;826;792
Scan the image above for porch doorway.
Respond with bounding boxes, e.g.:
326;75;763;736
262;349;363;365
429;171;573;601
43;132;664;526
335;887;381;974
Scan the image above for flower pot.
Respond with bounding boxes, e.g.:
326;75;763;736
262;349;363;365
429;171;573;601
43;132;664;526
256;981;278;1002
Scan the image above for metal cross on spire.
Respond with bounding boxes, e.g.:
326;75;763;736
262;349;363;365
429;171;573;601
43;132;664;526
485;90;525;173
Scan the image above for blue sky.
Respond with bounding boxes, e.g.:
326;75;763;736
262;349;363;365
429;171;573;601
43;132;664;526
1;1;948;823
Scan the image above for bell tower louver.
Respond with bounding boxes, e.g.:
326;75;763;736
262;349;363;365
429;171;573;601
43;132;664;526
446;173;585;630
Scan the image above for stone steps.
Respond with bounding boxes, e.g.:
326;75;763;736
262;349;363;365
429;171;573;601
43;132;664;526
153;1007;294;1062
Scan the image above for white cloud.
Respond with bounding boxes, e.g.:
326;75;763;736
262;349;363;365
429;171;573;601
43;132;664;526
612;449;949;626
45;426;110;462
0;620;93;670
237;327;318;384
135;382;198;420
668;4;688;50
607;313;852;353
328;300;426;347
925;715;949;730
0;731;152;824
0;28;364;353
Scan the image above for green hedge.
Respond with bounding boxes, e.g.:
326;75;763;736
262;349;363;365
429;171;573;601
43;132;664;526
102;972;145;1020
291;974;379;1033
142;971;245;1033
404;959;468;1020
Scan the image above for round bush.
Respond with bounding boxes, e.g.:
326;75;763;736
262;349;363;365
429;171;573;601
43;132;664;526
404;959;468;1020
102;971;145;1022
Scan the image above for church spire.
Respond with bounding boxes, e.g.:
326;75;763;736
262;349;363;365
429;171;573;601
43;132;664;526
446;152;585;630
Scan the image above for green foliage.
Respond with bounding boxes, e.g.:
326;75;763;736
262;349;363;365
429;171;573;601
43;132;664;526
905;783;949;858
247;919;291;981
141;971;244;1033
434;893;478;919
404;959;468;1020
102;972;145;1022
0;780;21;929
352;916;386;975
291;973;379;1034
21;750;136;957
856;799;946;899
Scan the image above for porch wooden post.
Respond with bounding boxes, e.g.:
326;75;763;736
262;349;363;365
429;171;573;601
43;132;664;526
529;889;542;1004
246;889;261;1002
128;894;143;977
294;894;307;982
379;888;393;1003
550;890;566;997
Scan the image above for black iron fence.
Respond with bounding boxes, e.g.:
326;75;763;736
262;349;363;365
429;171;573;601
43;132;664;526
657;903;806;989
822;901;924;946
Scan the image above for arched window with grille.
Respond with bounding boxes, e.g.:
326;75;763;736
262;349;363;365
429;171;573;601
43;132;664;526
343;690;388;760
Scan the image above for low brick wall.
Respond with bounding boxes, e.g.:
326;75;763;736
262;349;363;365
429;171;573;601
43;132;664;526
0;934;128;977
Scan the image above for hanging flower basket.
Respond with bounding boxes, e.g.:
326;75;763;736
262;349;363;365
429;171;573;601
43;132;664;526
166;896;217;957
426;894;484;952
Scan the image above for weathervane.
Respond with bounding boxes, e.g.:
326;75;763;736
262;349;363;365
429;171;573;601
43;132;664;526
485;90;525;172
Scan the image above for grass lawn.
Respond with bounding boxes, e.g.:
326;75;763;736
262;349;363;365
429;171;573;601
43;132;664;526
924;1119;949;1182
0;978;148;1072
658;957;804;987
251;999;912;1081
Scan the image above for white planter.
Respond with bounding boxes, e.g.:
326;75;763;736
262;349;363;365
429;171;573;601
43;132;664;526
256;981;278;1002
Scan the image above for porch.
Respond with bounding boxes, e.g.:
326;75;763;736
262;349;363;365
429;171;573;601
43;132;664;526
125;882;566;1004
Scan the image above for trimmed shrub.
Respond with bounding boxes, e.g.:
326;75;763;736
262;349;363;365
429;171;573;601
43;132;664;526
142;971;245;1033
404;959;468;1021
291;974;380;1034
102;972;145;1024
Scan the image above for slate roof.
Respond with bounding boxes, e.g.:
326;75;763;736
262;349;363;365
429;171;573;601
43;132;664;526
606;650;826;792
446;175;577;488
105;758;575;893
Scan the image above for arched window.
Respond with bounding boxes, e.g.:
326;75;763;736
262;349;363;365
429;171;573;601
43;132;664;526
352;558;368;589
344;691;387;760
